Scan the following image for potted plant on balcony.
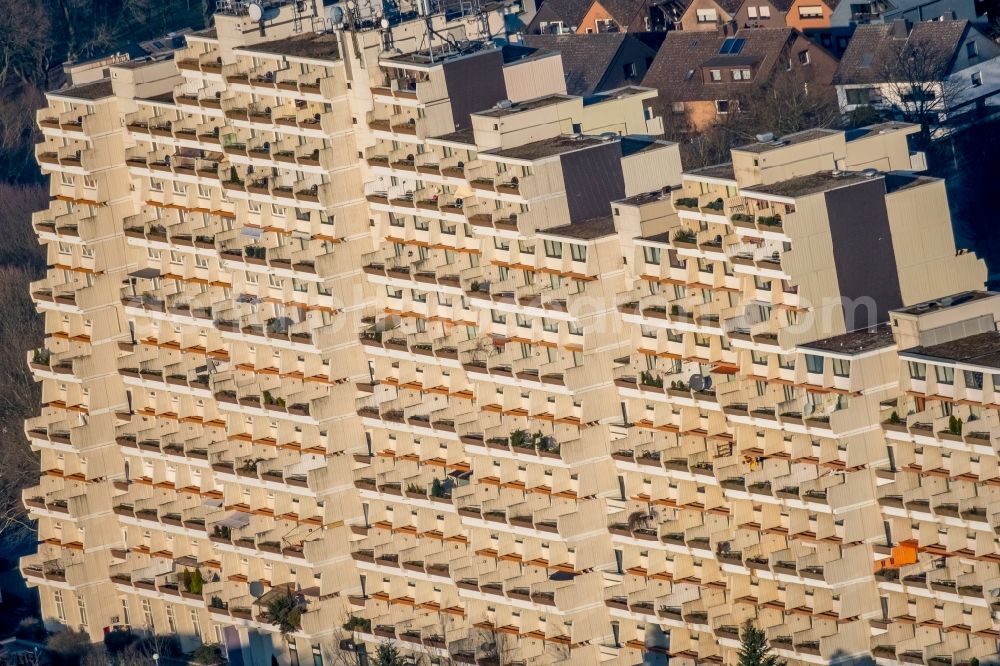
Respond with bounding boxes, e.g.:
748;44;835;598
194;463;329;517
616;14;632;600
404;483;426;499
264;592;304;634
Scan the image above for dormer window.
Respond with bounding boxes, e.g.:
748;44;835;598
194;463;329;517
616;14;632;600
710;69;722;81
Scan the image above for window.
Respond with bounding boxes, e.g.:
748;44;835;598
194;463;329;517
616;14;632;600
798;50;810;65
643;245;661;265
965;370;984;389
172;181;186;194
748;5;757;16
190;609;202;639
542;318;558;333
908;361;926;380
798;5;824;17
935;365;954;385
569;244;587;262
967;41;979;58
759;5;770;16
805;354;824;374
142;598;154;628
710;69;722;81
312;644;323;666
623;62;638;78
166;605;176;633
54;590;66;621
696;8;718;21
150;179;163;192
845;87;881;105
543;239;562;258
672;101;685;114
568;320;583;336
716;100;730;114
832;357;850;378
78;597;88;626
494;237;510;251
731;68;752;81
971;71;983;87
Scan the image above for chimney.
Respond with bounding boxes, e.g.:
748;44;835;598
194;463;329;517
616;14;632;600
890;18;911;38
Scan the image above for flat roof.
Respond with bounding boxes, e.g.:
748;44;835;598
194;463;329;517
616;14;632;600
240;33;340;61
538;217;616;240
475;94;575;118
50;79;115;101
685;162;736;181
382;42;494;68
429;128;476;146
582;85;656;106
484;134;608;161
744;170;876;199
734;128;841;154
893;291;995;316
616;188;673;206
800;323;895;355
900;330;1000;369
845;121;919;141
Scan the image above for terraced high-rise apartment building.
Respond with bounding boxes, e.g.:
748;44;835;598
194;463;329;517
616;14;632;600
21;1;1000;664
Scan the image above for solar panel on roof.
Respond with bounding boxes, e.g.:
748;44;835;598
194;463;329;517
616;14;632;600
719;37;746;55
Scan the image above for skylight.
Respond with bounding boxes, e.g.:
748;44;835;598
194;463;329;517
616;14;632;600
719;37;746;55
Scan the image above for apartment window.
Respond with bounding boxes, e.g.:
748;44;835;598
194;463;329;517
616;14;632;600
710;69;722;81
198;184;210;198
516;313;530;328
166;605;177;632
170;250;183;265
965;370;984;389
751;350;767;366
150;179;163;192
732;68;751;80
643;246;661;265
312;644;323;666
491;309;507;325
971;71;983;87
908;361;926;380
568;320;583;336
543;239;562;258
190;609;202;639
60;172;74;186
748;5;758;16
992;374;1000;391
623;62;638;78
716;100;730;114
696;8;718;21
386;286;402;299
542;318;559;333
295;207;310;221
122;598;131;625
494;237;510;251
935;365;955;385
78;597;88;626
142;599;154;628
172;181;187;194
832;357;850;378
268;273;282;288
54;590;66;621
519;240;535;254
83;175;97;189
798;5;824;17
798;50;811;65
967;41;979;58
441;221;456;235
845;87;881;105
569;244;587;262
195;255;208;268
248;199;261;212
271;204;286;216
805;354;824;374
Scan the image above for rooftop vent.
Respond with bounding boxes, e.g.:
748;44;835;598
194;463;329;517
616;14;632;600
863;168;879;178
755;132;775;143
496;99;514;109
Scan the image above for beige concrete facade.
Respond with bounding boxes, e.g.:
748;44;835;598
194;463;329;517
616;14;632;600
21;3;1000;665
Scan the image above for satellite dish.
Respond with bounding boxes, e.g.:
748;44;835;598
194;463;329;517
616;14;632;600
248;1;263;20
249;580;265;597
689;374;705;392
380;17;390;28
329;5;345;22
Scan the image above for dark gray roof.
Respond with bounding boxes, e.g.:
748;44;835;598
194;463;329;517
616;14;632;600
484;135;609;160
240;33;340;61
743;170;876;198
800;323;895;355
52;80;114;101
833;20;970;85
893;291;994;316
474;94;573;117
900;331;1000;369
734;128;841;153
523;33;631;95
540;216;616;239
431;128;477;145
531;0;594;29
685;162;736;180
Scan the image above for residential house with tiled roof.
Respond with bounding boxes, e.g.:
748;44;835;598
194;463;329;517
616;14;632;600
833;19;1000;127
527;0;682;33
827;0;982;28
522;33;665;95
641;27;839;130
